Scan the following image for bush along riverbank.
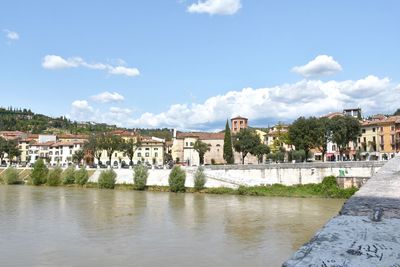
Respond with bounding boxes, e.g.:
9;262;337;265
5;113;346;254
1;163;357;199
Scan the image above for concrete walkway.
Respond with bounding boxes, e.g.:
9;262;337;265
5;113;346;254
283;156;400;267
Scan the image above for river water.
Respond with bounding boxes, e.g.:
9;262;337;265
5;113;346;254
0;186;343;267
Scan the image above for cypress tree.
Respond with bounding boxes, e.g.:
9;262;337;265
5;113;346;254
223;119;234;164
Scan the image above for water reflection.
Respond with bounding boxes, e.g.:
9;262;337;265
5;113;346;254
0;186;343;267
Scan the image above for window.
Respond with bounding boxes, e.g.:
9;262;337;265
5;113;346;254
145;148;149;151
115;153;117;157
185;142;189;146
154;152;158;157
137;153;141;157
391;126;395;131
145;152;149;157
372;128;376;132
190;142;194;146
154;148;158;150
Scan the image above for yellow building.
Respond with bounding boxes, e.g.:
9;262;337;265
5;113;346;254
357;116;400;160
265;124;293;152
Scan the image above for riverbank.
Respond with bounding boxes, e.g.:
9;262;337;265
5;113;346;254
66;175;358;199
1;166;357;199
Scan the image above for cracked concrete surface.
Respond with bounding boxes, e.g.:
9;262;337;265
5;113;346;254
283;156;400;266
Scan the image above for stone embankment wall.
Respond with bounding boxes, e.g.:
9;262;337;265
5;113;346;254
88;161;384;188
283;156;400;267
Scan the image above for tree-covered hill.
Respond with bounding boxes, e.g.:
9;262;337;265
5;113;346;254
0;107;117;134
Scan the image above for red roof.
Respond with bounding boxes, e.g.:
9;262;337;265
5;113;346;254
176;131;224;140
231;116;248;121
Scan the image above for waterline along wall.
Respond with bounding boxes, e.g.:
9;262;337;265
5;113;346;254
88;161;384;188
283;156;400;266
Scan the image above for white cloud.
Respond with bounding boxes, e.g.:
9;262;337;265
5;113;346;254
126;76;399;129
42;55;140;77
71;100;92;110
188;0;241;15
42;55;79;69
108;66;140;77
3;29;19;41
292;55;342;78
91;92;125;103
67;76;400;130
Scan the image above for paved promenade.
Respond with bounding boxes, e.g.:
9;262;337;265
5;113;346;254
283;156;400;266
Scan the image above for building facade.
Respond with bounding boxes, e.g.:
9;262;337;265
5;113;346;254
231;116;248;134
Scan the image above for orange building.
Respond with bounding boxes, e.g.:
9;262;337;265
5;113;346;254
231;116;248;134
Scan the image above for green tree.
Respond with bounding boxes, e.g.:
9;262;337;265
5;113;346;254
223;120;234;164
330;116;361;160
270;123;290;153
194;166;206;191
314;117;332;162
98;169;117;189
233;129;261;164
122;137;142;165
193;140;210;165
102;134;124;166
83;134;103;164
5;139;21;164
62;167;76;184
3;167;20;184
47;167;62;186
133;164;148;190
72;150;85;165
288;117;320;160
0;137;8;164
253;144;270;163
394;109;400;116
74;167;89;185
30;159;49;185
168;166;186;192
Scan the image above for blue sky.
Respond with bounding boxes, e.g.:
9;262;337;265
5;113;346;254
1;0;399;130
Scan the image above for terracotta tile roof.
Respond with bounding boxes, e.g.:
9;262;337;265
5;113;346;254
57;134;88;139
50;141;84;147
362;116;400;126
176;131;225;140
231;116;248;120
110;130;137;137
30;141;55;147
321;112;344;119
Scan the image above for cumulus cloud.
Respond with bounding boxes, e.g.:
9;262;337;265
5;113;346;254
91;92;124;103
71;100;92;110
67;75;400;130
3;29;19;41
292;55;342;78
42;55;140;77
188;0;241;15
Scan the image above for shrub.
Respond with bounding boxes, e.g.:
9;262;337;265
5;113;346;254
30;159;49;185
168;166;186;192
74;167;89;185
47;167;62;186
4;168;20;185
62;167;76;185
194;166;206;191
133;164;148;190
98;169;117;189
